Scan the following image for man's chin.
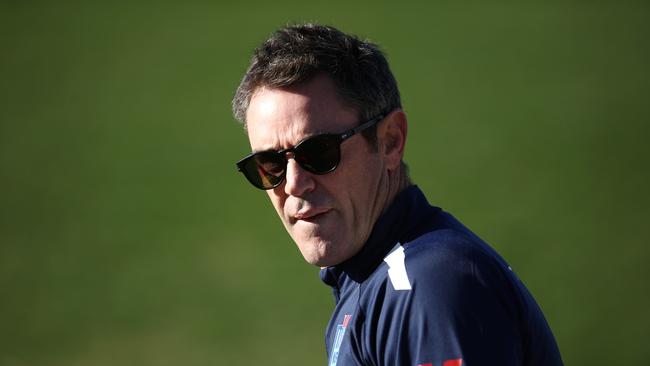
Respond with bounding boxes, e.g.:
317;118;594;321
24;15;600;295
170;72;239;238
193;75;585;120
304;255;342;268
295;237;345;267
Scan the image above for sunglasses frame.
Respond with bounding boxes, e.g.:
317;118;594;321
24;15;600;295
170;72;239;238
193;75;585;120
236;114;386;190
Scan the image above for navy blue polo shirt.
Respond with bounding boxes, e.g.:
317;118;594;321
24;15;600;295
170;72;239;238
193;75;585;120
320;186;563;366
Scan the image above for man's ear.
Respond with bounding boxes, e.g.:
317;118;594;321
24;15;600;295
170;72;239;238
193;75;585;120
378;109;408;171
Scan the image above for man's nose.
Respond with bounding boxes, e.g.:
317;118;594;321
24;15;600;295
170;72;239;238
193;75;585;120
284;158;316;196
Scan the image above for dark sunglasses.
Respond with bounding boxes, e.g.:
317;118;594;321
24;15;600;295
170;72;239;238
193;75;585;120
236;114;385;190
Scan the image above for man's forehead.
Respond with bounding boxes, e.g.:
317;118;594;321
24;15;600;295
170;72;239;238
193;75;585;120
245;80;358;149
248;83;335;117
248;86;310;117
245;87;313;136
248;76;357;118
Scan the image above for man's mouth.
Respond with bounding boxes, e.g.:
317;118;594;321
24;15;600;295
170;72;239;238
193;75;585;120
293;208;331;222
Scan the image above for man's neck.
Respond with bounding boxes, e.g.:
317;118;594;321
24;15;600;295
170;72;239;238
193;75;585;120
386;166;411;209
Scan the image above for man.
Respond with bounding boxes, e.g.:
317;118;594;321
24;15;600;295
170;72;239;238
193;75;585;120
233;24;563;366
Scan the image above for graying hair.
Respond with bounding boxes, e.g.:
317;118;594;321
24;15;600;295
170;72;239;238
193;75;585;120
232;23;402;146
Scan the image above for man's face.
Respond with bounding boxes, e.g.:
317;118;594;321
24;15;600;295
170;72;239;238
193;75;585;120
246;75;387;267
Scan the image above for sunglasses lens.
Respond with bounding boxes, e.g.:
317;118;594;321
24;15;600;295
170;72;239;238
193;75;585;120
240;151;286;189
238;134;342;189
295;134;340;174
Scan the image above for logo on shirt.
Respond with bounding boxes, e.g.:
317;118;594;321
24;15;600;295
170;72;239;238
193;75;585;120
384;244;412;290
328;314;352;366
418;358;463;366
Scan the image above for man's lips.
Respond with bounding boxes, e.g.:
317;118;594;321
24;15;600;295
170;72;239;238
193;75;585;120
293;208;332;221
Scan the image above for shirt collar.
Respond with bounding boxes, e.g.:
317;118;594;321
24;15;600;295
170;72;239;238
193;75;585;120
320;185;441;286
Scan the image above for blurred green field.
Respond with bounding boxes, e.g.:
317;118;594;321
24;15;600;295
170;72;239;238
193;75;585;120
1;1;649;365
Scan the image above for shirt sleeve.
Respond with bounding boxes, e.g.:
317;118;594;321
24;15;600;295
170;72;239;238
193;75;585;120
358;230;529;366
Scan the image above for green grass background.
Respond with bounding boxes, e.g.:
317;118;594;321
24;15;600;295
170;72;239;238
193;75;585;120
1;1;648;365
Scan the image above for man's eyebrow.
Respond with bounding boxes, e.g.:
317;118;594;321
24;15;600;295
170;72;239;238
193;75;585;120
250;129;335;153
293;129;332;143
250;146;279;154
306;129;329;137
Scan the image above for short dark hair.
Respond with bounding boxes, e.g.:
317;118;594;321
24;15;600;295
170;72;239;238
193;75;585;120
232;24;402;146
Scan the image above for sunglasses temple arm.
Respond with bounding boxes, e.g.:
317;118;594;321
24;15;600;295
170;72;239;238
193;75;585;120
341;114;385;141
